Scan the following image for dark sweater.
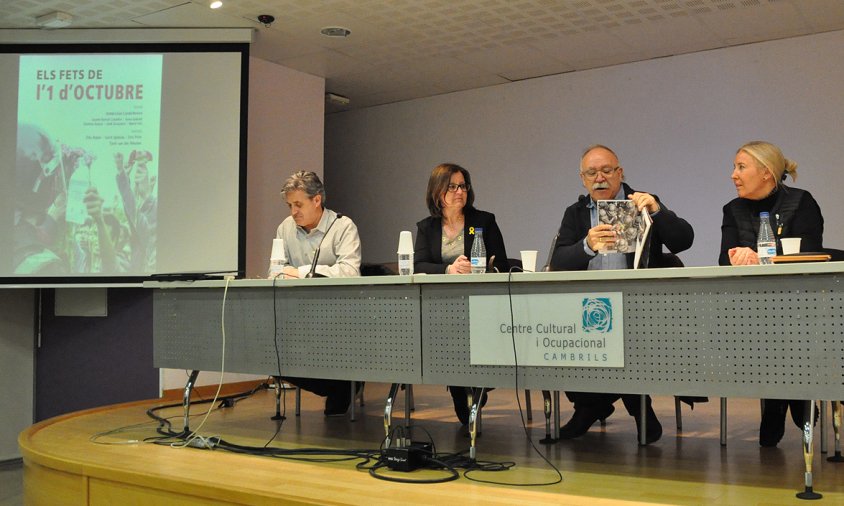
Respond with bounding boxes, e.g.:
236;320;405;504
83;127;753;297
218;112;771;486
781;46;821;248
550;183;694;271
414;207;510;274
719;185;823;265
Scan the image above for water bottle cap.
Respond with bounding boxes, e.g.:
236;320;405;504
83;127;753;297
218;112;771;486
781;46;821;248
759;212;770;218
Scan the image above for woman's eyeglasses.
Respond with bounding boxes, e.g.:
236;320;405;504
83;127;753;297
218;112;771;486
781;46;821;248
446;183;470;192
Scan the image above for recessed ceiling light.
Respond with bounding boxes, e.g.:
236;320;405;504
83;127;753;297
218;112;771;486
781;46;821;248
36;11;73;28
320;27;351;38
210;1;223;9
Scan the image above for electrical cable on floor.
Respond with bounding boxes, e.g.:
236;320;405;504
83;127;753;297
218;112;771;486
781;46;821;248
133;274;555;485
459;267;562;487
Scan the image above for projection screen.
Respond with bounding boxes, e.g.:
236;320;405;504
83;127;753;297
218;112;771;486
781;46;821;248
0;42;248;283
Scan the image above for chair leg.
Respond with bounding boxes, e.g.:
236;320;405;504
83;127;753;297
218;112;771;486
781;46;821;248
540;390;555;444
638;394;647;446
271;377;285;421
525;389;533;421
383;383;401;447
404;385;413;433
820;400;827;454
675;396;683;431
720;397;727;446
295;386;301;417
349;382;357;421
553;391;561;439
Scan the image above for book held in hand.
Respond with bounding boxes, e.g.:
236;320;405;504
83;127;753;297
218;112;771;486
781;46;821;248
597;200;653;269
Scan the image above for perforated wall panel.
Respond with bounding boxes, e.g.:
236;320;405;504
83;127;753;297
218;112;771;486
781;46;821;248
421;274;844;400
154;285;422;383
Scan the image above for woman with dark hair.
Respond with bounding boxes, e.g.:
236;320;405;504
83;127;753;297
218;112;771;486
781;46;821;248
720;140;823;447
414;163;509;275
414;163;509;423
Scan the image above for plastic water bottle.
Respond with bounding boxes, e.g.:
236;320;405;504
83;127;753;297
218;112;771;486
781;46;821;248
470;227;486;274
268;238;286;278
397;231;414;275
269;259;284;279
757;212;776;265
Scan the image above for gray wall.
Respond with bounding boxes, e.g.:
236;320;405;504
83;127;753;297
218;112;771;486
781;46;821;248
325;30;844;268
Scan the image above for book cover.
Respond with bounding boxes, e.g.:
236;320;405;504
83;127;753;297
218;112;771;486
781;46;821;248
596;200;652;268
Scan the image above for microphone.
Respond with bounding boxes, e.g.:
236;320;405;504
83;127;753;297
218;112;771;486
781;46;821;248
543;232;560;272
306;212;343;278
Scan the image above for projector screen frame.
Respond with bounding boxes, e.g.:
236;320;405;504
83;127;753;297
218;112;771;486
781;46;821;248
1;41;249;285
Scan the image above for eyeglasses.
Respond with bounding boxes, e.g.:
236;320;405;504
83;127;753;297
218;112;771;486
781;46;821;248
446;183;471;193
580;166;619;179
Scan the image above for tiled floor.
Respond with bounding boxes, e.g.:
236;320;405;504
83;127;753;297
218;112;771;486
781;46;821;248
0;459;22;506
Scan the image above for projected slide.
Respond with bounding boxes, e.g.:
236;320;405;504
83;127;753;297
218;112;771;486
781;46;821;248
16;54;162;275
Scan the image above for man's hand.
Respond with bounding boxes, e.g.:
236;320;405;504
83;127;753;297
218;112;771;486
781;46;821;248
586;224;616;252
728;247;759;265
282;266;300;278
628;192;660;214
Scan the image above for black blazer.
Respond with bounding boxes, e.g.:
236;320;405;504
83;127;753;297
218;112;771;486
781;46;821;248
550;183;694;271
414;207;509;274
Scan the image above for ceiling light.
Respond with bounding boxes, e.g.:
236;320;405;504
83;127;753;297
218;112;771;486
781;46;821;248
36;11;73;29
210;1;223;9
320;27;351;38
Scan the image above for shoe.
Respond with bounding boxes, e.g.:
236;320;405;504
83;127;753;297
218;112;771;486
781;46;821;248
635;405;663;444
324;388;352;417
558;404;615;439
759;400;787;447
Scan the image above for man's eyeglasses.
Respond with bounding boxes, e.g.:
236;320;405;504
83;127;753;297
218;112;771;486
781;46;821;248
580;166;619;179
447;183;471;193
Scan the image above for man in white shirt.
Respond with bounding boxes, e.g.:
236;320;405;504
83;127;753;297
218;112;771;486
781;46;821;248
273;171;361;279
272;170;362;415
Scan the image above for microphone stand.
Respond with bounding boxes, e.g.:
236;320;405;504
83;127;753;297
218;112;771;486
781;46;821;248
306;212;343;278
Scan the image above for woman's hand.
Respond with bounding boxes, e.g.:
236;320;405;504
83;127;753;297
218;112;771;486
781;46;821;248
447;255;472;274
728;247;759;265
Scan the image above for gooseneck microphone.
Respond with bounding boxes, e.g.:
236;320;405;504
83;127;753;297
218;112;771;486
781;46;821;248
306;212;343;278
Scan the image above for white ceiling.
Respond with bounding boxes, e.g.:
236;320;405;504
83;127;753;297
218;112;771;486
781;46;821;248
2;0;844;112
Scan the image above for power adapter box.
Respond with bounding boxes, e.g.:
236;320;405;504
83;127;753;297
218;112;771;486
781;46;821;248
384;442;432;472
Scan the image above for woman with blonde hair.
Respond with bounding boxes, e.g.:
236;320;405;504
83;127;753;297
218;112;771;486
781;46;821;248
719;140;824;446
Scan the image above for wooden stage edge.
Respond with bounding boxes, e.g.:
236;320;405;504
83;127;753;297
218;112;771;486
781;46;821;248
18;384;844;505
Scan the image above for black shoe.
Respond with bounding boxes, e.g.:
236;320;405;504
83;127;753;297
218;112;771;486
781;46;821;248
558;404;615;439
636;405;663;444
760;402;787;447
324;389;352;417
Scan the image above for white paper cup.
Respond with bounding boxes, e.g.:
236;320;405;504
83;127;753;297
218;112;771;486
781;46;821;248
397;231;413;254
781;237;801;255
520;250;538;272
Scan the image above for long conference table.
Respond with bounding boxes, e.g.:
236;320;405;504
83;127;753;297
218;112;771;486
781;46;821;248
150;262;844;497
